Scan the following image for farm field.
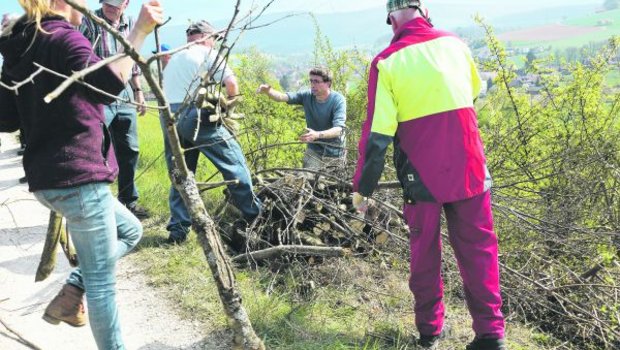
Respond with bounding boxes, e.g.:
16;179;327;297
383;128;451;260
498;8;620;48
498;24;603;42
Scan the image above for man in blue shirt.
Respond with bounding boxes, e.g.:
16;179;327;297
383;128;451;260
257;67;347;170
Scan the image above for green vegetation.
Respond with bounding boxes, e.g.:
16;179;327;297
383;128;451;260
478;15;620;349
125;19;620;350
508;55;526;70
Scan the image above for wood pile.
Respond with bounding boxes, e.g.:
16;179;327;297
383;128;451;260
224;169;409;264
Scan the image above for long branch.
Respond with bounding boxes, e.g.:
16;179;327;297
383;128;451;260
0;67;45;93
34;63;165;110
44;53;125;103
232;245;346;263
0;316;43;350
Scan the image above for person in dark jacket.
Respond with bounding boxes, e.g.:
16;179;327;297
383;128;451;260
0;1;163;348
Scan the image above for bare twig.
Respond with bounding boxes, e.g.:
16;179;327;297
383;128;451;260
233;245;347;263
0;316;43;350
44;53;125;103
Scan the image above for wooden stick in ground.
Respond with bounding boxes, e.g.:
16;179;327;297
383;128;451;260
59;222;78;267
35;211;63;282
232;245;347;263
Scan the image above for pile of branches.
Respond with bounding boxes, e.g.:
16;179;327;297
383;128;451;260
224;167;409;264
492;199;620;350
218;165;620;349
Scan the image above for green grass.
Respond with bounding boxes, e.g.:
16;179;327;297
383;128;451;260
565;8;620;27
605;70;620;87
508;55;526;70
129;109;566;349
133;110;230;217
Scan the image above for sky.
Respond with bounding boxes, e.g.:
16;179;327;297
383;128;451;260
1;0;604;25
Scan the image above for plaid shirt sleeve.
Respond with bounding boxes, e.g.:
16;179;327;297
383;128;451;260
79;10;141;76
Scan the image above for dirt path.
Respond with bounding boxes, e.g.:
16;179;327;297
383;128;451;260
0;132;213;350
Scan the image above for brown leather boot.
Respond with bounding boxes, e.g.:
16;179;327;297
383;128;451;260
42;284;86;327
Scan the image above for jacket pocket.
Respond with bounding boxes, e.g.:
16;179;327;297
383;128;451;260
393;143;436;204
101;122;111;167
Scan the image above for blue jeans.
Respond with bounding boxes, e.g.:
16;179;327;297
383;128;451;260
105;102;140;206
161;104;261;240
34;183;143;350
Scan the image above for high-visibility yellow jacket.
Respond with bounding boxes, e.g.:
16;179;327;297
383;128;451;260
352;18;491;204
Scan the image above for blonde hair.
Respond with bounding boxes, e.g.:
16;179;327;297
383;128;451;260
18;0;56;31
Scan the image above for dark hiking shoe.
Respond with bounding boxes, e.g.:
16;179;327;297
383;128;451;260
43;284;86;327
165;234;187;245
465;337;507;350
230;220;251;251
127;203;151;220
417;330;447;349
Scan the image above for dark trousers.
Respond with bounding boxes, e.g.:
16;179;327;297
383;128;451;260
104;103;140;206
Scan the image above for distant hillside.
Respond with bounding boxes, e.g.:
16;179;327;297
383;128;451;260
148;8;390;56
490;3;600;30
498;24;603;42
497;8;620;48
148;3;493;55
143;3;607;56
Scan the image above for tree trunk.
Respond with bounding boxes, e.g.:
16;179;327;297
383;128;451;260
170;167;265;349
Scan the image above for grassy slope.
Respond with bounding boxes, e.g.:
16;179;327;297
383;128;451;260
127;112;563;349
134;113;227;217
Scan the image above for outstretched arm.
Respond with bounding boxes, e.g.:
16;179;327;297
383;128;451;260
256;84;289;102
299;127;343;142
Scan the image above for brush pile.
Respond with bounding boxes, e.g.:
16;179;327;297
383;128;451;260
221;168;409;264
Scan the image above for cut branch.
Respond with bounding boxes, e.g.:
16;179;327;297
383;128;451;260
233;245;346;263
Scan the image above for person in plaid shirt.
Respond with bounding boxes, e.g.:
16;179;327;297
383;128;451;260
80;0;151;219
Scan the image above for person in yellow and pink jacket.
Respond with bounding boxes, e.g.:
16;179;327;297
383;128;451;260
352;1;506;349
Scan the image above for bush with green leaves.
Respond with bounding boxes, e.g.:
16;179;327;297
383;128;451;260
476;15;620;349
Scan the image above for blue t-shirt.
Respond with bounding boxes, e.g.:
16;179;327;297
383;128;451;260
286;89;346;157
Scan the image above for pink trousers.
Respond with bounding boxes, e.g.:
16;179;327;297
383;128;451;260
403;190;505;338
